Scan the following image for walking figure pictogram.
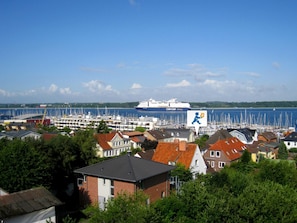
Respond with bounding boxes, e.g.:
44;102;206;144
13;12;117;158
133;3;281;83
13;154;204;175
192;112;201;125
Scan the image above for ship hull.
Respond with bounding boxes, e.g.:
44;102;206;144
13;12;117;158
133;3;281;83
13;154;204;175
135;107;191;111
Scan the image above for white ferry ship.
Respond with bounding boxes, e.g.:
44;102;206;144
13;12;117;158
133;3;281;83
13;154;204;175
135;98;191;111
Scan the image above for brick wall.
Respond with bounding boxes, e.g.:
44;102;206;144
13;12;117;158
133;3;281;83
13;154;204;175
142;172;170;203
114;180;135;196
78;176;98;206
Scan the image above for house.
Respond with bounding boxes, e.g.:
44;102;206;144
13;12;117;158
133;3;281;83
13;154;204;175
95;131;131;157
0;187;62;223
152;140;207;178
135;149;155;160
203;137;247;172
203;129;233;150
257;142;279;160
246;141;260;162
228;128;257;144
282;132;297;150
0;132;13;140
162;128;195;142
258;131;277;143
0;188;8;196
144;129;172;142
246;141;279;162
74;154;175;209
0;130;41;140
42;132;59;141
121;131;146;149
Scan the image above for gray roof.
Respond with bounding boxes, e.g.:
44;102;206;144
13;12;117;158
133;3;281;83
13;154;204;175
163;128;191;138
2;130;41;139
204;129;233;149
147;130;172;140
74;154;175;182
228;128;254;142
12;113;44;120
0;187;62;219
284;132;297;142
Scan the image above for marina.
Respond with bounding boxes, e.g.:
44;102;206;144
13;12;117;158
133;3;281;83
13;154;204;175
1;107;297;134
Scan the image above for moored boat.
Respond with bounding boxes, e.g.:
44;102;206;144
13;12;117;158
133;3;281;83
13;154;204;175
135;98;191;111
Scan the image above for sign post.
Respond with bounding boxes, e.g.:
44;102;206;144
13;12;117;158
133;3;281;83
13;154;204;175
187;110;208;135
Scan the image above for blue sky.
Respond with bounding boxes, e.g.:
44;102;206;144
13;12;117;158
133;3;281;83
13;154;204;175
1;0;296;103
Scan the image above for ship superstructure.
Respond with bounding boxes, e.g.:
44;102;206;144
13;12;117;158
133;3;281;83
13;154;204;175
135;98;191;111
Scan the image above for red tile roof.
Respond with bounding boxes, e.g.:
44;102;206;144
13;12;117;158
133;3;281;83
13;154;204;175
95;132;119;150
152;141;197;168
42;133;58;141
209;137;246;161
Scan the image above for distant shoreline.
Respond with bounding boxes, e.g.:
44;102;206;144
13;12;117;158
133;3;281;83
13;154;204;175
1;101;297;109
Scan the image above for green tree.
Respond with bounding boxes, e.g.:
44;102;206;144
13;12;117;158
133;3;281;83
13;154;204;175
84;191;150;223
0;124;5;131
194;134;209;149
278;141;288;160
141;139;158;151
135;126;146;132
72;129;98;165
0;138;52;193
171;163;192;182
235;181;297;222
256;159;297;188
61;126;72;134
97;120;111;133
240;149;251;163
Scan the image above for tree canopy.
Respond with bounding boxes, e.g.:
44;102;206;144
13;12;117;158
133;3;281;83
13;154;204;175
81;158;297;223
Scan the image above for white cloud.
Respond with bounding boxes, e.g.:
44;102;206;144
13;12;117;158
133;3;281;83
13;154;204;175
272;62;280;69
129;0;136;6
166;80;191;88
59;88;72;95
83;80;116;94
49;84;58;93
131;83;142;89
164;64;225;80
116;63;126;68
163;68;192;76
0;89;10;96
242;72;260;77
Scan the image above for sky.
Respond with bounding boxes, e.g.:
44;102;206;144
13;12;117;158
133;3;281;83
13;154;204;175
1;0;296;104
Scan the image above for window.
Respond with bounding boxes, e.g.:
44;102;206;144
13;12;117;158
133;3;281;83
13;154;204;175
210;151;215;157
216;151;221;157
110;180;114;196
211;161;215;168
161;191;165;198
77;178;84;186
218;162;225;168
195;159;198;166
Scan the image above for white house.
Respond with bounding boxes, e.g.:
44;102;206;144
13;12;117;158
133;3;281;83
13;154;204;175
0;187;62;223
283;132;297;150
152;140;207;178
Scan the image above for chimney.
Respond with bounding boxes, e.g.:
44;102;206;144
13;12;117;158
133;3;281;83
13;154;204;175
179;140;187;151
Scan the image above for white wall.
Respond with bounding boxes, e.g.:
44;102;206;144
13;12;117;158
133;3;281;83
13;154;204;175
97;178;112;209
4;206;56;223
190;146;207;178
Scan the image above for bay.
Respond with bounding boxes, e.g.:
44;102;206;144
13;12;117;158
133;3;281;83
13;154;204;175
1;107;297;129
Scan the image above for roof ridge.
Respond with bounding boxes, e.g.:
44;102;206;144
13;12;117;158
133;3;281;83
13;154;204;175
127;155;137;180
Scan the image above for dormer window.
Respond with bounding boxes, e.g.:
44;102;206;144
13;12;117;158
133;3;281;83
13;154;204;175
216;151;221;157
210;151;215;157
